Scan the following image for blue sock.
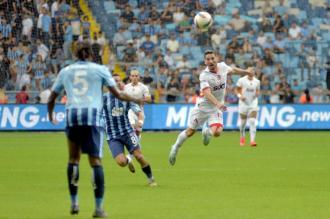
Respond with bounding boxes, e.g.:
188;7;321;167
92;165;104;209
67;163;79;206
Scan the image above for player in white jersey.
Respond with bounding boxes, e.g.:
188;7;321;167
124;69;151;137
235;70;260;147
169;50;254;165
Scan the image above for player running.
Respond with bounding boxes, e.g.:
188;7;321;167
47;42;144;217
124;69;151;138
103;74;157;187
235;69;260;146
169;50;253;166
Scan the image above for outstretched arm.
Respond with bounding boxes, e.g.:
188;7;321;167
107;86;144;105
203;88;227;112
229;66;254;76
234;86;246;102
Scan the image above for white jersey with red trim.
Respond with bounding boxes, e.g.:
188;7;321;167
197;62;232;111
124;82;150;129
236;75;260;108
124;82;150;103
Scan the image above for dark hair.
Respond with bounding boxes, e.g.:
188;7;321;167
304;89;311;102
76;42;92;61
204;50;215;58
112;73;120;77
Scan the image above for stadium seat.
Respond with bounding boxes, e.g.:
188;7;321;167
244;53;252;60
252;46;262;56
322;32;330;41
312;18;323;26
104;1;117;14
172;53;183;61
129;0;138;7
179;46;190;57
264;32;275;40
190;46;202;54
116;46;126;60
240;15;258;24
132;9;140;17
214;15;231;26
189;60;199;68
190;46;202;59
240;32;249;38
263;66;273;75
165;23;177;32
160;39;168;50
226;29;237;39
219;47;226;55
289;0;298;7
297;11;307;20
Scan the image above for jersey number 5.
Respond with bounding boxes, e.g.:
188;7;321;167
73;70;89;96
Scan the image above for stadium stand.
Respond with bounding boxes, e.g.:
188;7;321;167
0;0;329;104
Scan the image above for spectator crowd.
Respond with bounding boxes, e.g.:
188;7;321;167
0;0;106;103
0;0;329;104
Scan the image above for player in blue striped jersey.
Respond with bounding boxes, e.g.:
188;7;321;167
103;74;157;187
47;42;144;218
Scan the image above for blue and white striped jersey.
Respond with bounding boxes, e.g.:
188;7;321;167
103;92;141;139
52;61;116;127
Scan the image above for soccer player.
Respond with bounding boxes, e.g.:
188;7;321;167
124;69;151;138
235;69;260;146
47;42;143;218
169;50;253;165
103;74;157;186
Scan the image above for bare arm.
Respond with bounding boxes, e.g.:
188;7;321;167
47;91;59;124
203;88;227;111
255;88;260;98
107;86;144;105
229;66;253;76
144;94;152;103
234;86;246;101
136;111;145;128
143;86;152;103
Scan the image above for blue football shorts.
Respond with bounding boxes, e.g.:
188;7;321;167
65;125;104;158
107;132;140;158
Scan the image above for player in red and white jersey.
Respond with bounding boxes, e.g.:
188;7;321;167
235;70;260;147
169;50;254;165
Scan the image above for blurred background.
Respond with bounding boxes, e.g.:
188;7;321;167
0;0;329;105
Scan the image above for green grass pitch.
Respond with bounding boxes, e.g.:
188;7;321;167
0;131;330;219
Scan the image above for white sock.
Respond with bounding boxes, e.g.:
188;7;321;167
174;130;188;147
240;118;247;138
204;127;212;136
249;118;256;142
126;154;133;163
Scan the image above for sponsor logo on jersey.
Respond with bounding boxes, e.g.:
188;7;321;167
213;83;226;91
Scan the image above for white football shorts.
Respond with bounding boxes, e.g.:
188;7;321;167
188;106;223;130
238;104;259;115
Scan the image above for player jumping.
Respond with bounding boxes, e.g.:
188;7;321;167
169;50;253;166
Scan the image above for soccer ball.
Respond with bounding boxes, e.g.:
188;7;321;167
194;11;213;31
